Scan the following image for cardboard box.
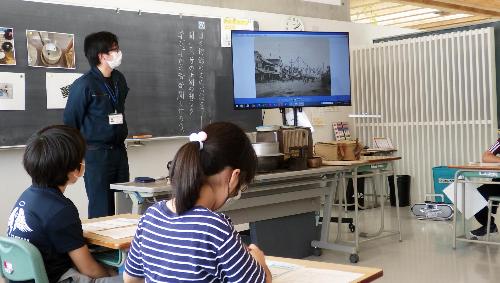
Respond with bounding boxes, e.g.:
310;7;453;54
314;140;362;161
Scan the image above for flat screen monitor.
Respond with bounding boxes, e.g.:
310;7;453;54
231;30;351;109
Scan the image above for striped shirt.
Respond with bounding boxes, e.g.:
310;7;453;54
124;201;266;283
488;139;500;155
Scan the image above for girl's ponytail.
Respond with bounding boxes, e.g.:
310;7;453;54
169;122;257;215
169;141;204;214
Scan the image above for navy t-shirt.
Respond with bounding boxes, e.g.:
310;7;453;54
7;186;85;283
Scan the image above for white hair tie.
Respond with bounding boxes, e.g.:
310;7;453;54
189;131;208;150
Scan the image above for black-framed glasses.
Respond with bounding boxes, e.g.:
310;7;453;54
240;183;249;193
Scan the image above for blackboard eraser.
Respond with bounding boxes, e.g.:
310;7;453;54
130;133;153;139
134;177;156;183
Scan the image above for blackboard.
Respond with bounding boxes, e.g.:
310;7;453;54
0;0;261;146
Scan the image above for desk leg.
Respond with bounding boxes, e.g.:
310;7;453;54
343;175;348;213
319;176;335;244
127;192;143;215
452;171;459;249
360;170;385;238
379;171;386;235
379;171;385;233
312;173;357;257
335;175;344;242
353;169;360;253
392;163;402;242
462;180;466;237
336;173;349;242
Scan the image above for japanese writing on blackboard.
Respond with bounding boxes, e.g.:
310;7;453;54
176;21;207;133
177;28;186;133
198;30;206;126
188;30;195;116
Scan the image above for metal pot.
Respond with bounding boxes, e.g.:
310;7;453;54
252;142;280;156
256;154;284;173
253;142;284;172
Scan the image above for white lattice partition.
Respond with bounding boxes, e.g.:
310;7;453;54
351;27;497;202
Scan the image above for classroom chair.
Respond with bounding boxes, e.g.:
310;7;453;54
486;196;500;241
0;236;49;283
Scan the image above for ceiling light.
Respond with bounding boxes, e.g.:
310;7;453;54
375;8;438;22
397;13;472;27
378;12;441;26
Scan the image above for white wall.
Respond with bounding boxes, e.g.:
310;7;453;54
156;0;351;21
0;0;415;232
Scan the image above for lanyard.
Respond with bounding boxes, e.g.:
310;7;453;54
103;80;119;111
90;68;120;112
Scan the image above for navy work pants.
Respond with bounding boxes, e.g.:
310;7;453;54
84;145;129;219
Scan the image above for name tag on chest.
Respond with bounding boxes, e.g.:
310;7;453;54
109;113;123;125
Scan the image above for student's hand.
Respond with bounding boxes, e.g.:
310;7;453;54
124;271;145;283
248;244;272;283
248;244;266;266
106;266;118;277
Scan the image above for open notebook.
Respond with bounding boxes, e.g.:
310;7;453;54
82;218;139;239
268;260;364;283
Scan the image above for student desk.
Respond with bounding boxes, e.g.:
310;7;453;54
267;256;383;283
449;164;500;248
312;156;402;263
83;214;383;282
112;180;170;215
82;214;138;267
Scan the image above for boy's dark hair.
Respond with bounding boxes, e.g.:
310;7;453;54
84;31;118;67
23;125;86;189
169;122;257;214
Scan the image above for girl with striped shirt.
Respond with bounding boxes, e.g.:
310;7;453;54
123;122;272;283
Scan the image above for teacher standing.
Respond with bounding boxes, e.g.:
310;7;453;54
64;31;129;218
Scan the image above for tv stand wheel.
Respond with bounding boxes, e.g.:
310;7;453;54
349;253;359;263
312;247;322;256
349;223;356;233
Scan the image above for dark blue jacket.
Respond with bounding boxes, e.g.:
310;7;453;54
64;66;129;146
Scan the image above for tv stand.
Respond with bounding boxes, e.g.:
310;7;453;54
280;107;303;127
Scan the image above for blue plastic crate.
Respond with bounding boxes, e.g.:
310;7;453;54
432;166;459;204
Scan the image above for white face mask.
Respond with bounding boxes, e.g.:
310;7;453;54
106;50;122;69
218;189;241;211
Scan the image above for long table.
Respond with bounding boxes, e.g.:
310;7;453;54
112;166;347;225
111;157;402;263
449;164;500;248
83;214;383;283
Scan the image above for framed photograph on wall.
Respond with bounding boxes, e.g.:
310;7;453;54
0;27;16;65
26;30;75;69
46;72;82;109
0;72;25;110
